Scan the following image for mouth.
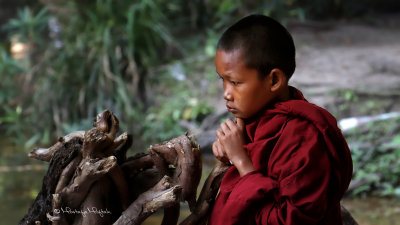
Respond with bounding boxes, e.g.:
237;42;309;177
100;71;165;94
226;104;238;113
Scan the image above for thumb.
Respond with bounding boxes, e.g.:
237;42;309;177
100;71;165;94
235;117;245;130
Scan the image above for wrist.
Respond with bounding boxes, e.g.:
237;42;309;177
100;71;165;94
232;157;254;177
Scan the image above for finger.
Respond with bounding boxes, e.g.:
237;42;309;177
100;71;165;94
235;117;245;131
212;141;219;157
213;143;228;163
215;141;229;163
216;129;224;139
212;141;223;159
225;118;237;130
216;140;226;157
220;122;230;133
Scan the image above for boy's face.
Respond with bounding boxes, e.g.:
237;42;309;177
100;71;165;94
215;49;274;119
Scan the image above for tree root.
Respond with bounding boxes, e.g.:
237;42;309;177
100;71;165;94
180;161;229;225
28;131;85;162
113;176;182;225
161;203;180;225
57;156;117;210
149;134;202;211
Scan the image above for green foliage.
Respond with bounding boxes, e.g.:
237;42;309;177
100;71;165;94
0;0;225;150
0;48;24;75
143;95;214;144
2;6;49;45
0;49;23;105
0;1;183;149
346;118;400;197
327;88;400;198
329;89;387;119
263;0;306;22
0;47;28;143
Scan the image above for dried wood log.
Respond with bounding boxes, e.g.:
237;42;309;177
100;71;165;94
19;137;82;225
28;131;85;162
174;135;202;211
180;161;229;225
49;110;131;223
46;194;65;225
121;153;159;202
93;110;119;135
109;165;131;210
73;176;113;225
149;144;178;165
55;154;83;193
341;205;359;225
121;154;154;175
149;134;202;211
23;109;205;225
113;176;182;225
82;109;129;159
57;156;118;209
114;133;133;165
149;148;171;177
161;204;180;225
22;110;134;225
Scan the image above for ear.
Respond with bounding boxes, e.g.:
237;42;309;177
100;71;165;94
269;68;288;92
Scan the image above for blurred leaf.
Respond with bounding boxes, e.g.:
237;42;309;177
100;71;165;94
24;133;41;149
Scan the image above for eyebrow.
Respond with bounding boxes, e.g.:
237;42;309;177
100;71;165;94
216;71;233;79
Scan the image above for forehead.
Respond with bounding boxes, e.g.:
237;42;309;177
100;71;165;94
215;49;243;66
215;49;248;75
215;48;261;80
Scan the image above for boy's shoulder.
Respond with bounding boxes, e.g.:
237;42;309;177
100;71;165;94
249;98;340;143
271;86;339;131
247;87;342;141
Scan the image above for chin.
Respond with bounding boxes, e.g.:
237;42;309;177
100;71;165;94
232;113;247;120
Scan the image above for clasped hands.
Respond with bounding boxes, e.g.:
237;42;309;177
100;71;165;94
212;118;255;176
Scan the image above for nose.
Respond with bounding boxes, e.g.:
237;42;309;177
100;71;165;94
223;84;233;101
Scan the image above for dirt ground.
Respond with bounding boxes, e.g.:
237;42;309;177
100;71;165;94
289;14;400;118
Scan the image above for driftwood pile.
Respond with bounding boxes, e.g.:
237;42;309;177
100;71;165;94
20;110;227;225
20;109;358;225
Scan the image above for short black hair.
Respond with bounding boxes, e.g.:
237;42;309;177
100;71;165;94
217;14;296;79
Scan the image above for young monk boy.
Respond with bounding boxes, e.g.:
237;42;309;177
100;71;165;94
209;14;353;225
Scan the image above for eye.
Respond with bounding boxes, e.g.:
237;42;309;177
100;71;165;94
231;81;240;86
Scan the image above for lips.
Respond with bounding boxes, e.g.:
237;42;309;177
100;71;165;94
226;104;237;113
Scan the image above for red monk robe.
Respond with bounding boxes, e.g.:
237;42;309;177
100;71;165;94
209;88;353;225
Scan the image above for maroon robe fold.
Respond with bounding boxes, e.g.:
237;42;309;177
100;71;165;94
209;88;353;225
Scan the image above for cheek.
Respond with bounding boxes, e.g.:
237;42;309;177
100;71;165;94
236;90;255;109
241;87;268;113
